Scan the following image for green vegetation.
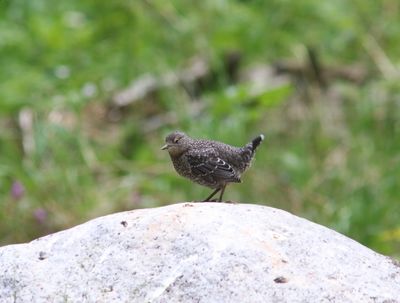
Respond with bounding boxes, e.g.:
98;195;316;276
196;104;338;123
0;0;399;257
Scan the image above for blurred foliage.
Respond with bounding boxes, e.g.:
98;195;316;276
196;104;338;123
0;0;399;257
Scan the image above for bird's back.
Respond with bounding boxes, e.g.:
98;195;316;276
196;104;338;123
184;136;263;187
194;135;263;173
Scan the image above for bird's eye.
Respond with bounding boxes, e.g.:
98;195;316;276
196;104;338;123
173;137;180;143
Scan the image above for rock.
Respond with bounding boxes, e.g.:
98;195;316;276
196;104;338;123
0;203;399;303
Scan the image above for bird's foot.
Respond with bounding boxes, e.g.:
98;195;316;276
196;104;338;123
202;198;220;202
199;199;237;203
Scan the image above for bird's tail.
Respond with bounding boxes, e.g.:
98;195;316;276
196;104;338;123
242;134;265;162
250;134;264;152
239;134;265;169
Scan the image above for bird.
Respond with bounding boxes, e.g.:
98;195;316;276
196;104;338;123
161;131;264;202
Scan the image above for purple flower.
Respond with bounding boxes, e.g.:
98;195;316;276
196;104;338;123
33;208;48;224
131;191;143;208
11;181;25;200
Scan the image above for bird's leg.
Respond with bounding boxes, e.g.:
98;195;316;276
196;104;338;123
218;185;226;202
203;188;221;202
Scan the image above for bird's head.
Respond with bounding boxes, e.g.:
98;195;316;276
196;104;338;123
161;131;190;157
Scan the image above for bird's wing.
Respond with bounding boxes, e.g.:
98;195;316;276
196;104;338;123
186;153;240;183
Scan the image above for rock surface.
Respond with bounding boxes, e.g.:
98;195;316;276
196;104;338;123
0;203;399;303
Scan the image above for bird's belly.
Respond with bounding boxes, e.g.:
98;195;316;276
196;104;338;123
192;177;220;189
171;157;220;189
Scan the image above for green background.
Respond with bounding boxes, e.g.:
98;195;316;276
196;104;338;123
0;0;399;257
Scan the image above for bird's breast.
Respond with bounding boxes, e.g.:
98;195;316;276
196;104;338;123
170;155;192;178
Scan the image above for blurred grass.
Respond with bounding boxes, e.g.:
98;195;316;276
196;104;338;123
0;0;399;257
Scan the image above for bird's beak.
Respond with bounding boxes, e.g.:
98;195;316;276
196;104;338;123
161;144;169;150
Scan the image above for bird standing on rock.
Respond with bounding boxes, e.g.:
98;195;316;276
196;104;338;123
161;131;264;202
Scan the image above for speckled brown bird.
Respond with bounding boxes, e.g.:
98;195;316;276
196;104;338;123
161;131;264;202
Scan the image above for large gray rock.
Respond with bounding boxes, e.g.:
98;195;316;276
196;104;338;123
0;203;399;303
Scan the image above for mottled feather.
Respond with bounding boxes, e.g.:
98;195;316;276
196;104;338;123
162;131;264;201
